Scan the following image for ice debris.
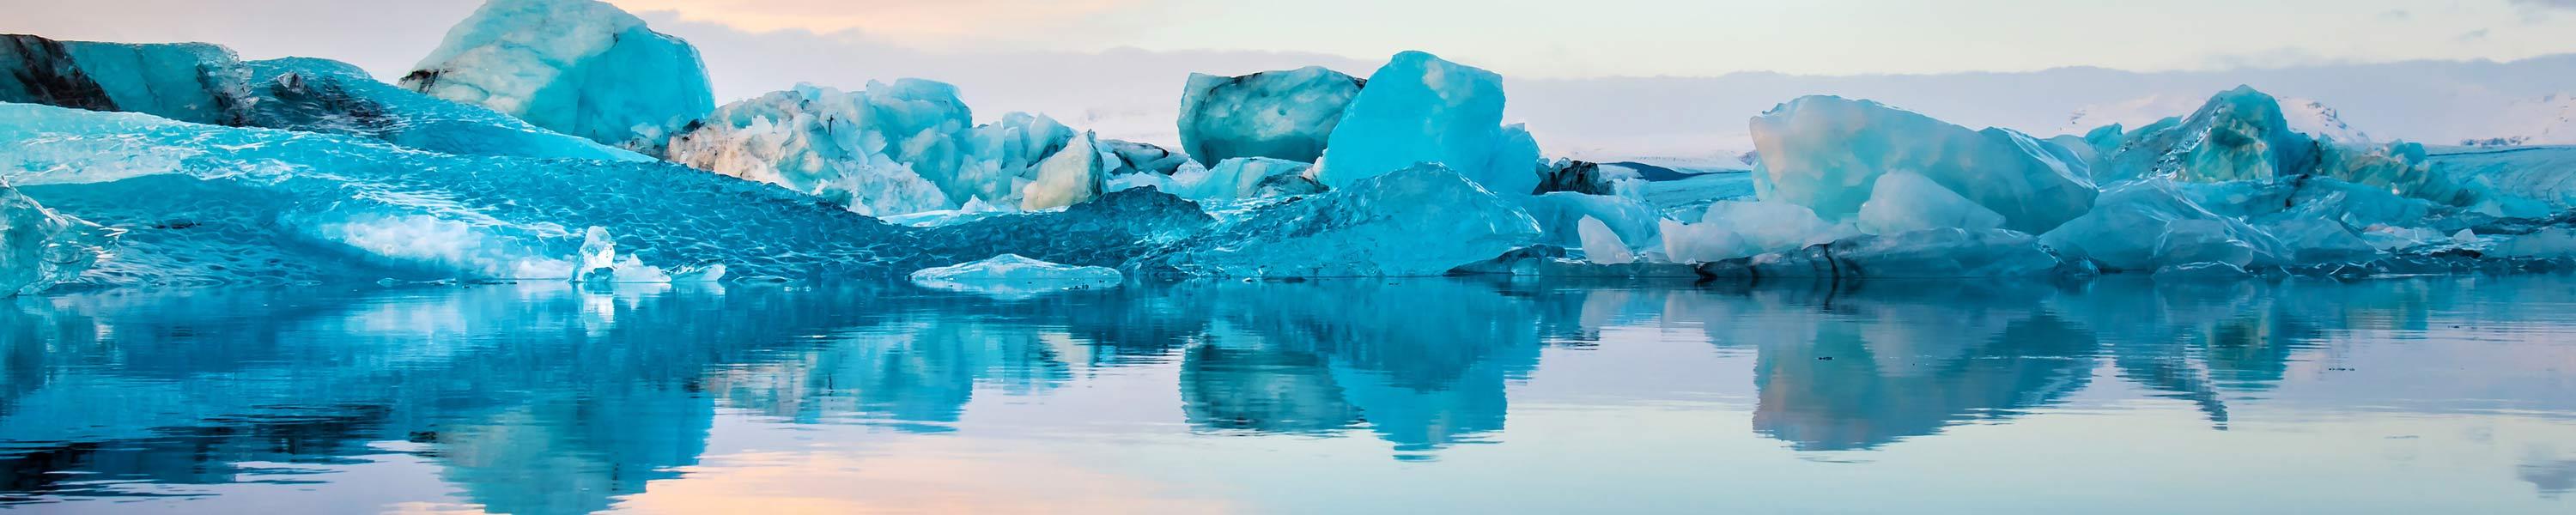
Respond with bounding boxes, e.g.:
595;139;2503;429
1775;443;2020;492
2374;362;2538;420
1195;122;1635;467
1751;95;2097;233
1577;216;1637;264
1178;66;1364;164
908;254;1124;299
401;0;714;155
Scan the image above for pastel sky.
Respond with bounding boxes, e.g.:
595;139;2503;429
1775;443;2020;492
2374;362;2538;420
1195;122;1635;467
9;0;2576;79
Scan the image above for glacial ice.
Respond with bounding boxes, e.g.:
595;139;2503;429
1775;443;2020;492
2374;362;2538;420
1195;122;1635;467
2038;180;2287;272
1856;171;2008;234
908;254;1124;299
1177;66;1364;164
1022;131;1107;210
401;0;715;154
1149;157;1314;201
1;185;118;296
1102;140;1192;177
1577;216;1637;264
1521;192;1663;255
1;34;251;125
1314;52;1535;194
1135;164;1543;277
2093;87;2319;185
246;58;647;161
1750;95;2097;233
0;103;1204;286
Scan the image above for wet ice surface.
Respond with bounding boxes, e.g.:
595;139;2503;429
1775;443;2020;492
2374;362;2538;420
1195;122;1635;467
3;276;2573;513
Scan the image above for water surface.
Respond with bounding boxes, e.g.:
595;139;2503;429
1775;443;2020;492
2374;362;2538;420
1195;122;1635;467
3;276;2573;513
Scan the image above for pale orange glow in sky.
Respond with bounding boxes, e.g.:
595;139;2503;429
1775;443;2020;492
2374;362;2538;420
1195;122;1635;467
613;438;1236;514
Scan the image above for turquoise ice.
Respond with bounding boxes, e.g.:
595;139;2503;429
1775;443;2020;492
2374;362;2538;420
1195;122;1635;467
1178;66;1364;164
1314;52;1538;195
1751;95;2098;233
0;34;250;125
400;0;714;155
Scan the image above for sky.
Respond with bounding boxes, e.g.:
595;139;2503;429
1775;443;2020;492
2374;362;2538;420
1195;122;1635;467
7;0;2576;158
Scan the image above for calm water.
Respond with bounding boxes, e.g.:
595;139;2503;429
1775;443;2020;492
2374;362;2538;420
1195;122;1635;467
3;276;2573;514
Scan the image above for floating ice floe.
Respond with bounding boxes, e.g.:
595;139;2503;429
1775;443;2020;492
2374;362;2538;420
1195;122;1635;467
908;254;1124;299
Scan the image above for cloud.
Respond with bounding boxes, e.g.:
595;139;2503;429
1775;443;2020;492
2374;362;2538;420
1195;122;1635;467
2513;0;2576;9
605;0;1158;48
2458;28;2494;41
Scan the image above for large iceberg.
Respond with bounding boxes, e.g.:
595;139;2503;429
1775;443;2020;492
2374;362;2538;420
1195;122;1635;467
1;34;252;125
665;81;1104;215
1;185;118;296
1178;66;1364;164
2038;179;2290;272
1019;130;1105;210
1136;164;1542;277
400;0;714;154
1313;52;1538;195
246;58;646;161
1750;95;2097;233
0;103;1211;286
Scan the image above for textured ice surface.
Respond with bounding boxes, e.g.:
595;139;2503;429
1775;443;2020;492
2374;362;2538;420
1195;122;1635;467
1698;228;2063;279
1856;171;2007;234
1136;164;1541;277
1577;216;1637;264
1149;157;1313;201
908;254;1123;299
1315;52;1533;193
665;82;1097;215
1021;131;1105;210
2424;146;2576;215
1;185;118;296
1521;192;1662;255
1177;66;1364;164
2093;87;2319;184
0;34;251;125
0;104;1210;287
246;58;645;161
1102;139;1191;176
1751;95;2097;233
2039;180;2288;272
400;0;714;154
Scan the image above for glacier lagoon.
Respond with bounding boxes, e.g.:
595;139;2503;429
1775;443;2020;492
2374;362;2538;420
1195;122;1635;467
2;277;2574;513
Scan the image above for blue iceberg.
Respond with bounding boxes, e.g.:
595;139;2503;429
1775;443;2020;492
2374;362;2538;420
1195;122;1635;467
400;0;715;154
1751;95;2097;233
2;34;251;125
1136;164;1543;277
246;57;646;161
1;185;118;296
1179;66;1364;164
1313;52;1537;195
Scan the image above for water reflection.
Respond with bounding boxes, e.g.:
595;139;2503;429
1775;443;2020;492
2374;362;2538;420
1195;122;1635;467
3;276;2573;512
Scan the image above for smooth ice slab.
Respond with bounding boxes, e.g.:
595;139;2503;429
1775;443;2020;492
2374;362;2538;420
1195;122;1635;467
1314;52;1534;194
1178;66;1364;164
1751;95;2096;233
908;254;1124;299
401;0;714;154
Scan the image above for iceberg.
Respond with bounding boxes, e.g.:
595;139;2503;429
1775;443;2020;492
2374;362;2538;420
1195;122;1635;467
1521;192;1662;255
1102;139;1191;177
1663;200;1856;264
1;34;252;125
908;254;1124;299
2093;87;2319;184
400;0;715;154
246;58;647;161
2;185;118;296
2039;180;2288;272
665;82;1096;215
0;103;1213;286
1136;164;1542;277
1177;66;1364;164
1020;131;1105;210
1314;52;1535;194
1750;95;2097;233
